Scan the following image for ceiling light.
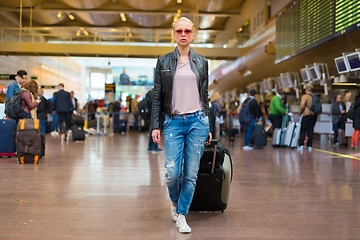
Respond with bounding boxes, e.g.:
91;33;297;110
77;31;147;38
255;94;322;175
68;14;75;20
83;30;89;36
177;0;182;3
76;30;80;36
56;11;62;19
237;27;243;32
173;9;181;22
120;13;127;22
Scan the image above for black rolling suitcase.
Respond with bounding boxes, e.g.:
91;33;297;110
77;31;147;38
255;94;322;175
190;140;233;212
71;114;84;128
252;123;267;149
71;125;85;141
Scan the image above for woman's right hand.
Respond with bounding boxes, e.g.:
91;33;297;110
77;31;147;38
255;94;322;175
152;129;161;144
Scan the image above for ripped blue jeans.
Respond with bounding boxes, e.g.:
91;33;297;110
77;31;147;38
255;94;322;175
163;110;210;215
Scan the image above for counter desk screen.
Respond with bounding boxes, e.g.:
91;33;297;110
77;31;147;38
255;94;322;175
334;56;349;74
346;53;360;71
300;68;310;82
308;67;319;80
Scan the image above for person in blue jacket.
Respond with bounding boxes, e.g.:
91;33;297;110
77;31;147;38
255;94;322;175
7;70;27;100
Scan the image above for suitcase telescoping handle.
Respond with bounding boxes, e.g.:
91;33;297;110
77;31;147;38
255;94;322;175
211;140;218;174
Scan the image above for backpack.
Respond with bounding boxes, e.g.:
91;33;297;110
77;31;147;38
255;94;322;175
5;90;25;120
138;97;151;120
309;94;322;114
239;98;253;124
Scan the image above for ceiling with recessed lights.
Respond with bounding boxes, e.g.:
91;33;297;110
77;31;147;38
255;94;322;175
0;0;245;59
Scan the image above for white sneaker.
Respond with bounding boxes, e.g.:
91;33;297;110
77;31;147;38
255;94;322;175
176;214;191;233
307;146;312;151
297;146;304;151
171;203;178;222
243;146;253;150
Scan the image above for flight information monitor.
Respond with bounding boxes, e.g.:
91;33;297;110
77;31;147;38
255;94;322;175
276;0;360;63
334;56;349;74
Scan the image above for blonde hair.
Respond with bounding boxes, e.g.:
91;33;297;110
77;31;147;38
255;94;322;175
211;92;221;102
172;17;194;31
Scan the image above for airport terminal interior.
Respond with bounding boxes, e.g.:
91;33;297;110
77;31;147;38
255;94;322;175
1;0;360;239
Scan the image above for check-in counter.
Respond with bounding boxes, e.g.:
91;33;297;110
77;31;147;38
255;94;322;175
0;103;5;119
314;104;332;134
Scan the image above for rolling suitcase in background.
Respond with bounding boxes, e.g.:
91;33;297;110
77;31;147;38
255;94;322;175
283;115;301;148
71;125;86;141
252;123;267;149
338;128;346;146
226;128;238;142
0;119;17;157
16;118;41;164
190;140;233;212
284;121;301;148
40;133;45;157
71;114;85;128
117;120;127;133
272;116;287;147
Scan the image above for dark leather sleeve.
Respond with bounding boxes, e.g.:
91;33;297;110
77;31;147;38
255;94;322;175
151;59;163;130
204;59;212;133
22;91;39;110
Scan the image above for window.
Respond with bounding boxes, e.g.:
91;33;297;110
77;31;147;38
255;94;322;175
90;73;106;88
89;72;106;100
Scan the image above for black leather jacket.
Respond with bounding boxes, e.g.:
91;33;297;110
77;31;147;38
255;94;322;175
151;47;210;130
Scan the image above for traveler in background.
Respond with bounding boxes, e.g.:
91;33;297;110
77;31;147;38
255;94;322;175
298;87;318;151
112;99;121;133
36;88;48;134
146;89;162;152
344;90;352;103
351;95;360;151
151;17;211;234
49;93;59;133
242;89;262;150
263;99;271;122
268;91;287;129
21;80;41;118
7;70;27;100
131;96;139;131
53;83;74;133
70;91;78;112
331;94;346;146
210;91;222;139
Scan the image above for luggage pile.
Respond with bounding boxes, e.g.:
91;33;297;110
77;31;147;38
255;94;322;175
273;114;301;148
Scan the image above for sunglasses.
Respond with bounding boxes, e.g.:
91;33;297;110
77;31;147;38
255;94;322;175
174;29;193;36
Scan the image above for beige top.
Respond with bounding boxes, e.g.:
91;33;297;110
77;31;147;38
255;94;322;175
300;94;312;117
171;61;203;115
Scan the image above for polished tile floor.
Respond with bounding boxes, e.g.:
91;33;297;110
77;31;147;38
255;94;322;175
1;132;360;240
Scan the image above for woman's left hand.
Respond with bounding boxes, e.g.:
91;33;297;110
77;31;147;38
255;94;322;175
205;132;212;145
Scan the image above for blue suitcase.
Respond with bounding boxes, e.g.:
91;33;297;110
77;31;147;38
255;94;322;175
0;119;17;157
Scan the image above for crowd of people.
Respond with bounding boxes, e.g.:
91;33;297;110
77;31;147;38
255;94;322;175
5;70;78;135
236;87;360;152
